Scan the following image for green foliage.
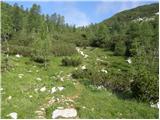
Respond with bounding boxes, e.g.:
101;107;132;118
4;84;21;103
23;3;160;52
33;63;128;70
131;68;159;103
52;43;77;56
1;2;13;40
61;57;82;67
2;44;35;57
114;41;126;56
31;54;46;63
72;67;131;92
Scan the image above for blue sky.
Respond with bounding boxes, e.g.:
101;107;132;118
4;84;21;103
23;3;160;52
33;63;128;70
3;0;159;27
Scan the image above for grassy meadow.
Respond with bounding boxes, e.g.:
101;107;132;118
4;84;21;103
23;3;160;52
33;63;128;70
1;47;158;119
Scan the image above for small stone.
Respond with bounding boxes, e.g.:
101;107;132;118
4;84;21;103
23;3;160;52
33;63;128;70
56;98;60;102
34;88;38;92
60;77;64;82
67;74;72;77
7;96;12;100
57;107;64;109
101;69;108;74
35;110;43;115
18;74;24;79
29;95;33;98
150;102;159;109
57;87;64;91
18;76;22;79
75;67;78;70
36;77;42;81
82;106;86;109
40;87;46;92
97;85;104;90
40;108;45;111
15;54;21;58
84;54;88;58
0;88;3;91
51;87;57;94
81;65;86;70
126;58;132;64
7;112;17;119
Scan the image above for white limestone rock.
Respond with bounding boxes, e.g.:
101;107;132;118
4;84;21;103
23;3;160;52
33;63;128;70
81;65;86;70
150;102;159;109
7;96;12;100
7;112;17;119
82;106;86;109
29;95;33;98
40;86;46;92
51;87;57;94
15;54;21;58
36;77;42;81
84;54;88;58
52;108;77;119
34;88;38;93
155;12;159;15
101;69;108;74
57;87;64;91
60;77;64;82
0;88;3;91
126;58;132;64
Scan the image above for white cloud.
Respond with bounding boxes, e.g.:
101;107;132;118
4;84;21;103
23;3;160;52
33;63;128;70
50;2;91;27
96;1;154;16
64;8;90;27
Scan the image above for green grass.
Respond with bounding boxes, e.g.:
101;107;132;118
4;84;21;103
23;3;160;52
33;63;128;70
1;47;158;119
75;87;158;119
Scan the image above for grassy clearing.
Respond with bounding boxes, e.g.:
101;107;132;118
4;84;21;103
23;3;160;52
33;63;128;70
1;47;158;119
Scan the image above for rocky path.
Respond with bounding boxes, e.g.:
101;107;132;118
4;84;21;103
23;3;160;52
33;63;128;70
35;72;83;119
35;48;87;119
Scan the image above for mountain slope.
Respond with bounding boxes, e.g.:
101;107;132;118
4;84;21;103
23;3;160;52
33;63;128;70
102;3;159;26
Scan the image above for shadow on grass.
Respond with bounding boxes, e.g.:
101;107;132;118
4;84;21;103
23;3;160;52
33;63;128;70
113;90;135;101
78;78;135;101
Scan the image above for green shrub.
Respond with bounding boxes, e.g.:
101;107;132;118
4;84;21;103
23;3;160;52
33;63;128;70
114;41;126;56
52;43;77;56
31;54;45;63
62;57;82;67
131;69;159;103
98;60;110;67
30;50;49;64
2;44;35;57
72;67;131;92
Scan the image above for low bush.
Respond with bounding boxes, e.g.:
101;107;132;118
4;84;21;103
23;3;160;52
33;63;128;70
72;67;131;92
98;60;110;67
114;41;126;56
31;54;45;63
62;57;82;67
52;43;77;56
131;69;159;103
2;44;35;57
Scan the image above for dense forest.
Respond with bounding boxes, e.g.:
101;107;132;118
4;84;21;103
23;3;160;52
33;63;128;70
1;2;159;119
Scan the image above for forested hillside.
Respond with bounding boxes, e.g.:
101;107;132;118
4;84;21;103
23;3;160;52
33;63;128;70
83;3;159;103
1;2;159;119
